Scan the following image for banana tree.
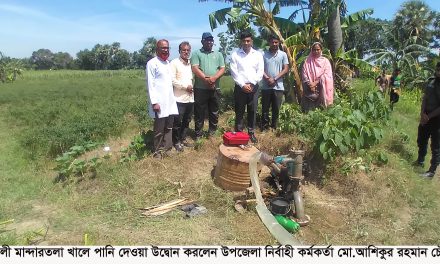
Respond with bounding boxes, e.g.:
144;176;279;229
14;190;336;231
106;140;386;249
272;0;373;96
201;0;306;102
200;0;373;101
0;53;24;83
367;37;431;75
283;2;373;84
331;48;375;92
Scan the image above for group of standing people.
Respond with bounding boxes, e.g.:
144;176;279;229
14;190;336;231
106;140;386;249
375;65;439;178
375;68;402;110
146;33;226;158
146;33;335;158
146;32;439;180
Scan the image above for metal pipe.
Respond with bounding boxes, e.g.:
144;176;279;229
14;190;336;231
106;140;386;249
248;152;302;245
293;190;305;222
289;150;304;180
288;150;310;226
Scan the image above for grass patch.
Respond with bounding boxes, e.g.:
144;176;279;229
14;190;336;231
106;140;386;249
1;71;440;245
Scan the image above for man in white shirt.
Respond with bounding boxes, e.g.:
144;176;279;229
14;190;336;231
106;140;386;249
170;41;194;151
146;39;179;158
230;31;264;143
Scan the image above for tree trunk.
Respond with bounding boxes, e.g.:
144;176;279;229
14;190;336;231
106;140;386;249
283;45;303;103
327;4;343;58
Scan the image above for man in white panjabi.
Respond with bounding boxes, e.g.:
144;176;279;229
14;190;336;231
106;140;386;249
146;39;178;158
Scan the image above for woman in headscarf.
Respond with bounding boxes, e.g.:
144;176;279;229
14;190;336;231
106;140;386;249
301;42;334;112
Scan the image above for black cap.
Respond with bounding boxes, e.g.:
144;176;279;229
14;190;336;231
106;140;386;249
202;32;213;40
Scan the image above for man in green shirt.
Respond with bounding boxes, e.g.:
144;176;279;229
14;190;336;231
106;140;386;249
389;68;402;110
191;32;225;140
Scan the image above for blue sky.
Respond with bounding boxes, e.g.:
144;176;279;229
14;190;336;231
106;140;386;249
1;0;439;59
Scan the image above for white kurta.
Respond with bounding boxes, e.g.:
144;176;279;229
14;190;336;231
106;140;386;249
146;57;179;118
170;57;194;103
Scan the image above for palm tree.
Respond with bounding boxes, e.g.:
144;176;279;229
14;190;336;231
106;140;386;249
393;0;436;46
367;1;437;88
324;0;344;57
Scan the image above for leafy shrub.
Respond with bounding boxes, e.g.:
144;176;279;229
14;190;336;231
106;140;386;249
350;90;390;120
119;133;150;162
54;142;108;183
278;90;390;160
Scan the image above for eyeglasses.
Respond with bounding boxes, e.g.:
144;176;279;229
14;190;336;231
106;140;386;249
159;47;170;50
203;39;214;43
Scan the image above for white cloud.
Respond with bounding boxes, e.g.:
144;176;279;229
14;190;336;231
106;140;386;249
0;2;224;58
0;4;52;19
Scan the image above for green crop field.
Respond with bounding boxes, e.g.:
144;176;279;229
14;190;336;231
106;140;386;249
0;70;149;159
1;70;440;245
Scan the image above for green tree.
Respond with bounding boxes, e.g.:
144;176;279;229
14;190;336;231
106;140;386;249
110;49;130;70
76;49;95;70
368;32;430;85
92;44;112;70
53;52;74;69
345;18;389;59
31;49;54;70
133;37;157;69
367;1;437;88
433;13;440;48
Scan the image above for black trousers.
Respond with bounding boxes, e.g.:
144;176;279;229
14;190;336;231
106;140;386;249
234;84;259;133
390;88;399;106
153;114;174;153
261;89;284;130
172;102;194;144
417;116;440;173
194;88;219;137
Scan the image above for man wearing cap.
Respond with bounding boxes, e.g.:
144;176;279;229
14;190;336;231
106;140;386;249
190;32;225;140
229;31;264;143
146;39;178;158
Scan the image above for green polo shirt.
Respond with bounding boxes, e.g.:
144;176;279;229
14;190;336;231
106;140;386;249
191;48;225;89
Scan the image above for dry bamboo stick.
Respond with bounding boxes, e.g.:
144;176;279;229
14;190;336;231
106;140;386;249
143;199;193;214
142;208;175;217
141;198;187;211
141;199;195;217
